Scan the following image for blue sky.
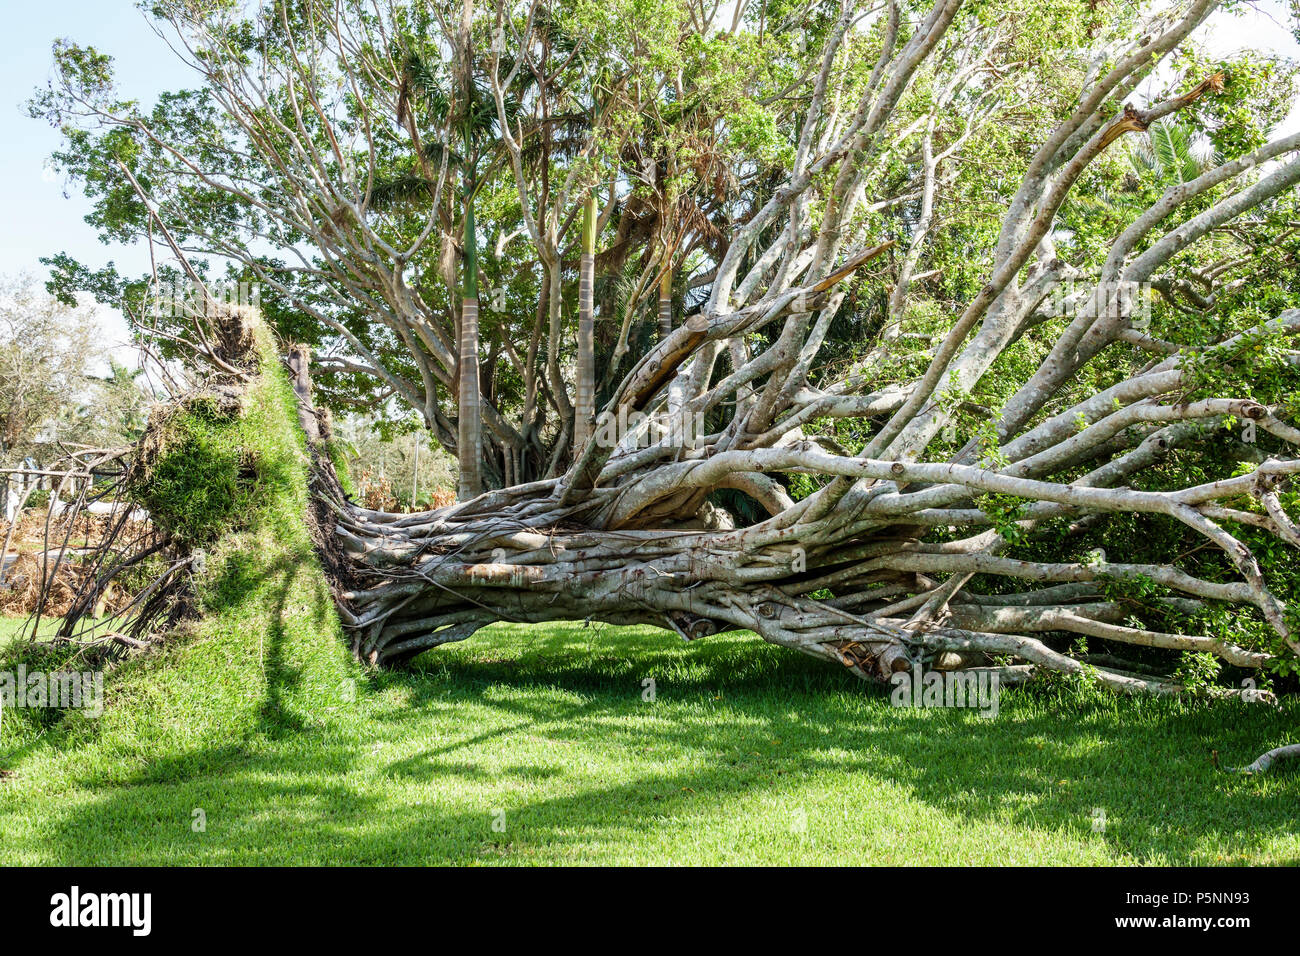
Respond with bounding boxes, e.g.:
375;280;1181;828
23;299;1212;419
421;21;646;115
0;1;193;283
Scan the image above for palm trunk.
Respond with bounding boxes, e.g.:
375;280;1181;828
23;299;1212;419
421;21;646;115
573;191;597;454
455;0;482;500
457;194;483;500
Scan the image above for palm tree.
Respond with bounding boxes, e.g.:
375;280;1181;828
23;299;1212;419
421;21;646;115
573;190;598;451
379;27;500;499
453;0;483;499
1130;118;1219;185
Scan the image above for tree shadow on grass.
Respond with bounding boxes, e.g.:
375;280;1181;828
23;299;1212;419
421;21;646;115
10;618;1299;865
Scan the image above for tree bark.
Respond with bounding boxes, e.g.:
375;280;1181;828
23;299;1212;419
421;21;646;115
658;264;673;341
455;0;482;500
457;255;482;499
573;191;598;454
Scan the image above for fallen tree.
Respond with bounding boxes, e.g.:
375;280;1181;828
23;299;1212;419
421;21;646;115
290;331;1300;690
33;0;1300;695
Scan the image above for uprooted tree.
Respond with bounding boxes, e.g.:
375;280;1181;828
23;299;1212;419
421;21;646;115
30;0;1300;695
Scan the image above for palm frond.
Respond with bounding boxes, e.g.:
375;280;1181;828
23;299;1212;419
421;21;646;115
369;173;439;212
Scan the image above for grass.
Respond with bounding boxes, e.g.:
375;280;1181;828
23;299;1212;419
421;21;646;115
1;617;1298;865
0;617;22;655
0;319;1296;866
0;615;54;650
0;616;24;644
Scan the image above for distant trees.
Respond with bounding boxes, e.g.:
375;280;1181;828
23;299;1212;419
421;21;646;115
334;415;457;511
0;274;145;467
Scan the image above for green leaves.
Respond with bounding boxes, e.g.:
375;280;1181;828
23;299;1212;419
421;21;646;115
975;491;1030;545
1132;120;1217;186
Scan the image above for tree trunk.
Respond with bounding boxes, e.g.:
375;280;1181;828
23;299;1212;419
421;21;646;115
291;322;1294;701
457;201;482;501
573;191;598;454
455;0;482;500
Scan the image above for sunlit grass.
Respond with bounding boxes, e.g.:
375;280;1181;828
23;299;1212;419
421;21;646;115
0;614;52;650
1;616;1296;866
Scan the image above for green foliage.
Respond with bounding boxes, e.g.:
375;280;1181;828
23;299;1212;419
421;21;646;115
1132;119;1219;185
1028;662;1117;710
785;471;818;502
127;399;256;546
1173;651;1223;692
1095;570;1164;606
1179;329;1299;405
975;492;1029;545
23;489;51;510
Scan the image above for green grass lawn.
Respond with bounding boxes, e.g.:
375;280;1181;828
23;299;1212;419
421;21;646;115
1;617;1296;866
0;614;46;651
0;615;22;648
